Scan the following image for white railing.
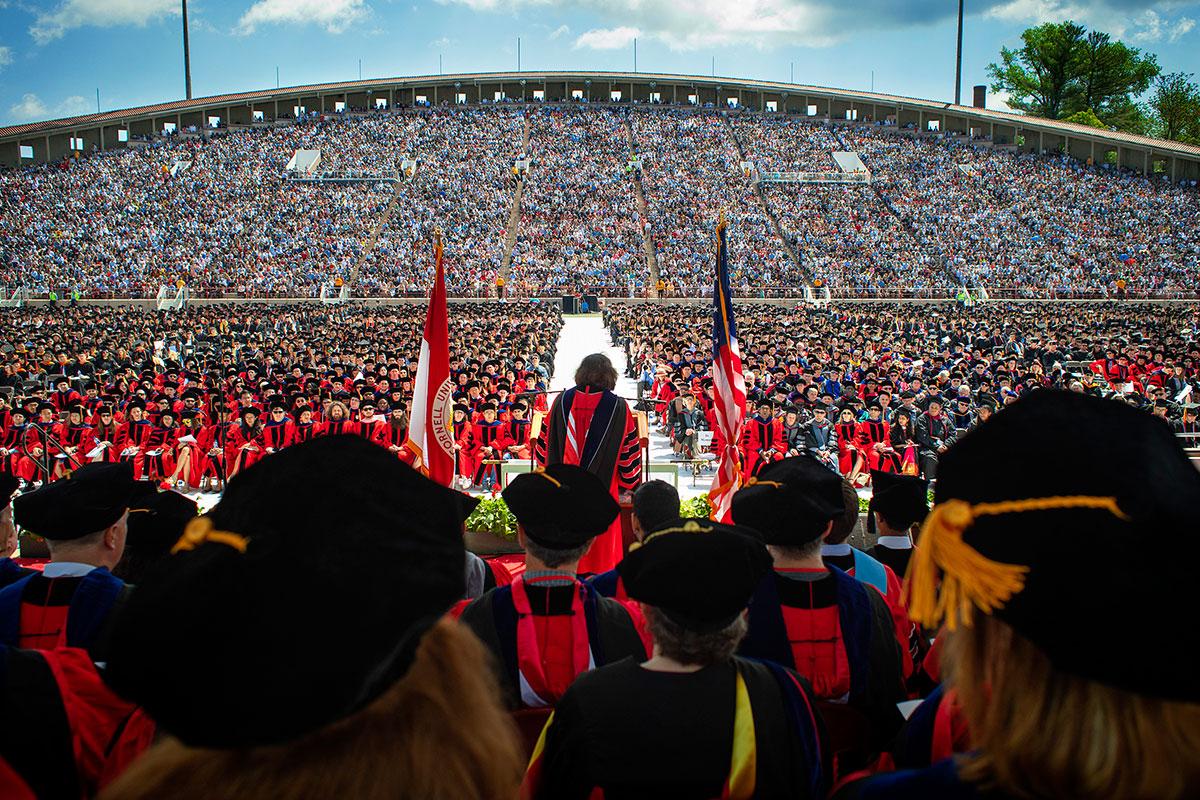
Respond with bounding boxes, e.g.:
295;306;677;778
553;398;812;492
757;171;871;185
156;285;187;311
0;286;27;308
319;283;350;304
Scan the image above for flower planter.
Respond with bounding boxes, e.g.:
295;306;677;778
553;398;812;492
18;532;50;559
464;530;523;556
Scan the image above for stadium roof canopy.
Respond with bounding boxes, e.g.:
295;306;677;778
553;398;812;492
2;70;1198;179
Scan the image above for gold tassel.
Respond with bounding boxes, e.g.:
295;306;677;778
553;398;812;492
171;517;249;555
905;496;1128;630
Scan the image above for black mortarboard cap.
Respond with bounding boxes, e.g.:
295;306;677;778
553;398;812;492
502;464;618;549
13;462;138;540
125;489;199;559
908;390;1200;702
104;436;465;748
868;470;929;531
732;456;845;545
619;519;771;633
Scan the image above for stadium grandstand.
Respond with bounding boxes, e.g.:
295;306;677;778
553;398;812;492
1;71;1198;302
2;68;1200;800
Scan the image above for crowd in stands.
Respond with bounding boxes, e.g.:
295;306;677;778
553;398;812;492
0;302;561;492
610;300;1200;484
508;108;646;295
631;110;793;293
2;106;1198;300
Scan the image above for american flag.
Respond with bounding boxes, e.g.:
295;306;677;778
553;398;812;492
708;214;747;522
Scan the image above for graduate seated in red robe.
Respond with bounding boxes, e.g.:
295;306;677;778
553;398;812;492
732;457;906;765
2;463;135;660
467;403;512;487
835;391;1200;800
523;519;829;800
502;402;533;461
587;479;680;602
459;465;648;711
741;399;786;477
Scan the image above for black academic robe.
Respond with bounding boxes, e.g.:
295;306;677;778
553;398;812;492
459;580;647;710
869;544;913;577
739;567;906;749
833;757;1009;799
524;656;828;800
0;569;128;661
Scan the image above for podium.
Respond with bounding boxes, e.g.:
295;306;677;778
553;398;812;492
561;295;577;314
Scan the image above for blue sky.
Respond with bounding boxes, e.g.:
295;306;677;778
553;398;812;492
1;0;1198;126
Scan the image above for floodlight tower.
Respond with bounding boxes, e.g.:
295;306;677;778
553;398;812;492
954;0;964;105
182;0;193;100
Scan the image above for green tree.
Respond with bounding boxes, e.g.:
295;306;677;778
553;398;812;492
1148;72;1200;143
988;21;1086;119
1070;30;1158;125
988;21;1160;133
1062;109;1107;128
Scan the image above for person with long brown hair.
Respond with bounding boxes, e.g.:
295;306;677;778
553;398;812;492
532;353;642;575
836;390;1200;799
99;436;523;799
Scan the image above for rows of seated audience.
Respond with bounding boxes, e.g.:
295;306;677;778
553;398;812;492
1;356;1197;797
608;300;1200;484
2;106;1198;300
508;108;646;295
0;302;562;494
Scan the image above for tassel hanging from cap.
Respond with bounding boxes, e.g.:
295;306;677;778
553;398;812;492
172;517;249;555
905;495;1128;631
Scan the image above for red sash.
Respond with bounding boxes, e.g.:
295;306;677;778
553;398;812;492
511;576;594;707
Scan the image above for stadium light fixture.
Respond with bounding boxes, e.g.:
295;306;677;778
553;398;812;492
182;0;193;100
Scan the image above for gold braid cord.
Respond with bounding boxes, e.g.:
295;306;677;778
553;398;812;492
905;496;1129;631
171;517;250;555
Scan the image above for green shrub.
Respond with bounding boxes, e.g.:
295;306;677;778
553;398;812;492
464;497;518;541
679;495;714;519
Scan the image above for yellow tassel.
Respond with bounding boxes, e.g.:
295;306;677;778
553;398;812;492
905;495;1128;630
531;468;562;488
171;517;249;555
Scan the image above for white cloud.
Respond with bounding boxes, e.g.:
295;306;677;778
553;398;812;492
1169;16;1195;42
9;93;47;121
548;23;570;40
430;35;455;47
574;26;640;50
30;0;179;45
986;89;1016;112
57;95;91;116
0;46;12;70
8;93;98;122
236;0;369;35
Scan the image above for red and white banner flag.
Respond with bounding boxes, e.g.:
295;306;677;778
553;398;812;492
403;233;455;486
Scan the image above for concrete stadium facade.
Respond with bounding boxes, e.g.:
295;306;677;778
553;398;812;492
1;70;1199;180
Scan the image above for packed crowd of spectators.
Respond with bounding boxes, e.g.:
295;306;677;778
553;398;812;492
631;110;791;293
0;301;561;489
1;106;1197;299
610;300;1200;482
508;108;646;295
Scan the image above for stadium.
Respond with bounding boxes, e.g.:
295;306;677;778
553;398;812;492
2;51;1200;800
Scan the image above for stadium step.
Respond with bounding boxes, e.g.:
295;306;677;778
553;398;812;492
623;117;659;297
498;111;532;283
723;114;811;285
345;185;401;289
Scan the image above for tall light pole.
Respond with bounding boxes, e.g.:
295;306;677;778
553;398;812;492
517;37;521;71
954;0;965;105
634;37;637;73
182;0;193;99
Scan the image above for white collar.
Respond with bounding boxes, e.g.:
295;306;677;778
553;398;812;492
42;561;99;578
821;543;852;557
876;536;913;550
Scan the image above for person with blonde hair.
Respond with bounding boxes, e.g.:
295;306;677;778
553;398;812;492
836;390;1200;799
99;436;523;799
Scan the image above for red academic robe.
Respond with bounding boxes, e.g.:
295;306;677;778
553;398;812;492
468;420;512;484
534;388;642;575
225;423;264;478
115;420;153;480
856;419;891;472
836;421;864;475
503;417;533;460
260;420;293;454
741;415;786;477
